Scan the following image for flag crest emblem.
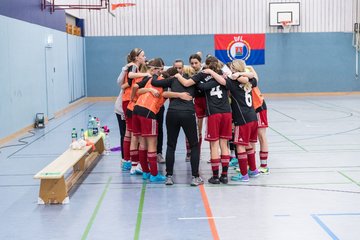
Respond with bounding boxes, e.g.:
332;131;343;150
215;34;265;65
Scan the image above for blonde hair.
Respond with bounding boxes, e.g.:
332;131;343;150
139;63;147;73
230;59;246;72
230;60;252;92
183;66;195;76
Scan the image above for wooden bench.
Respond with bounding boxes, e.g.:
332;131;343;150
34;135;104;204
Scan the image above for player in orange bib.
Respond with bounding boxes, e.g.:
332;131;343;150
131;58;167;182
126;64;151;175
120;48;151;171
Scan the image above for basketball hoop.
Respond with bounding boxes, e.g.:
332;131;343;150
280;21;292;33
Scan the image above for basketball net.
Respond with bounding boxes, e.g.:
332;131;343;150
281;21;292;33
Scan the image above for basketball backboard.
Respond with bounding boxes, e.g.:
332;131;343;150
269;2;300;26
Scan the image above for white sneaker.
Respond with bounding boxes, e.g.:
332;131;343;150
157;153;165;163
135;163;143;174
130;166;137;175
130;163;143;175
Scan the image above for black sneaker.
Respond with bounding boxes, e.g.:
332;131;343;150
208;176;220;184
219;175;228;184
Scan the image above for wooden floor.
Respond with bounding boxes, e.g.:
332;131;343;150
0;95;359;240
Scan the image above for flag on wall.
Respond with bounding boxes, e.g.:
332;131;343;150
214;34;265;65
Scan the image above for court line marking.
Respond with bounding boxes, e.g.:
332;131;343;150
338;171;360;188
81;176;112;240
271;108;298;121
178;216;236;220
311;214;339;240
199;185;220;240
310;213;360;240
134;182;147;240
268;127;308;152
205;183;360;194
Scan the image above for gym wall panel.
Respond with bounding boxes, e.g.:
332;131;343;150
85;32;360;96
67;35;86;102
85;35;214;96
0;15;85;139
79;0;354;36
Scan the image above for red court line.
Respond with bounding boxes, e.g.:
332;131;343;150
199;185;220;240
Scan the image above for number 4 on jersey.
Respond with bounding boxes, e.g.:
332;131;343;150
210;85;223;98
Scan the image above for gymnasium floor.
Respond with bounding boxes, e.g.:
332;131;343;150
0;95;359;240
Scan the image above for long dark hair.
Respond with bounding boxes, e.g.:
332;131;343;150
127;48;143;62
205;56;222;74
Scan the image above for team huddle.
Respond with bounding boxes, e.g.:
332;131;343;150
114;48;269;186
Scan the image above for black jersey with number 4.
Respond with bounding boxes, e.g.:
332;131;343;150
225;77;258;126
192;72;231;116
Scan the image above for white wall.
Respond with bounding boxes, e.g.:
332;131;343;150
76;0;356;36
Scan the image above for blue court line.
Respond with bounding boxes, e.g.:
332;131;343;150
311;213;360;240
311;214;339;240
316;213;360;216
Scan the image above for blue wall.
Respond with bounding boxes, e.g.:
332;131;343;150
85;35;214;97
0;16;85;139
85;33;360;96
257;33;359;93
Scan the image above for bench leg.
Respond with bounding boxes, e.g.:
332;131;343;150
95;137;105;154
38;177;69;204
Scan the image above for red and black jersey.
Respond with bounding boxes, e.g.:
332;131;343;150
151;74;195;113
225;77;258;126
192;72;231;116
194;67;205;98
255;100;267;113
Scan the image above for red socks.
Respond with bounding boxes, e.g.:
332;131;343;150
220;155;230;176
130;150;139;167
123;136;131;161
237;152;248;176
210;158;220;177
260;151;268;167
147;151;158;176
246;148;257;171
139;149;149;173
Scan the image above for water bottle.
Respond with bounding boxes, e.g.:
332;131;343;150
87;115;93;137
92;117;98;136
104;132;110;155
71;128;77;142
80;128;85;140
96;117;101;129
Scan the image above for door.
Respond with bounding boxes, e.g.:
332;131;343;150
45;47;55;120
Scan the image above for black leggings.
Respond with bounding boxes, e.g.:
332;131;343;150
116;113;126;159
156;106;165;154
165;110;199;177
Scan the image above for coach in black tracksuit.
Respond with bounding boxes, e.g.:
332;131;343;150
151;68;201;184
